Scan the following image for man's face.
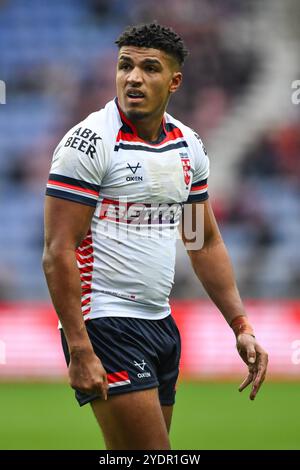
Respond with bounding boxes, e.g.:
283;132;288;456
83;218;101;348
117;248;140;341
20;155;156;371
116;46;182;121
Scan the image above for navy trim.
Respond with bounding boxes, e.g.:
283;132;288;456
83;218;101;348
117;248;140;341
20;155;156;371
45;188;97;207
186;192;209;203
120;122;134;134
114;141;188;153
165;123;178;132
48;173;100;193
191;178;207;188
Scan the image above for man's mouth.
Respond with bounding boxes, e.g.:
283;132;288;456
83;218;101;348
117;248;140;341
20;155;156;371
126;90;145;101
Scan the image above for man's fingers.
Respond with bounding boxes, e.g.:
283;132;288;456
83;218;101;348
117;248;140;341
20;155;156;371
101;374;108;401
249;351;268;400
77;374;108;400
249;364;267;400
250;371;266;400
239;372;253;392
93;372;108;401
237;341;268;399
247;344;256;364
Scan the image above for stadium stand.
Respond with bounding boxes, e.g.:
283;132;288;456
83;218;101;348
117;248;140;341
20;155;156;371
0;0;299;301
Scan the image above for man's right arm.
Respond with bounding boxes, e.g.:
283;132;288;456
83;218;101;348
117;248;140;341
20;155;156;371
42;195;108;400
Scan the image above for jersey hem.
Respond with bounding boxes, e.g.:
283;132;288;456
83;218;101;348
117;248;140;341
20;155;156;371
57;308;171;329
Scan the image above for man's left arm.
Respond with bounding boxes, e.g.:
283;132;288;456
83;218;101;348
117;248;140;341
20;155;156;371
181;199;268;400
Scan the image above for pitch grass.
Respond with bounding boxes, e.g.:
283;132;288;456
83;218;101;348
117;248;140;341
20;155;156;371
0;381;299;450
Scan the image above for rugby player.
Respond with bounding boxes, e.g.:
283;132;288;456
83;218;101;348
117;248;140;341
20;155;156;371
43;23;268;450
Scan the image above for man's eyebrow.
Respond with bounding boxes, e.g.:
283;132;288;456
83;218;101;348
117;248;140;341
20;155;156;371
141;58;162;66
118;56;162;66
118;55;133;62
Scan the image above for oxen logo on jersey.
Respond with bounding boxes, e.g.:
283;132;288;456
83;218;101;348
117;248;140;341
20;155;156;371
127;162;141;174
126;162;143;181
180;153;191;186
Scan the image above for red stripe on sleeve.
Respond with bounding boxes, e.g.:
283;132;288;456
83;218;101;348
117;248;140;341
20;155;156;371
48;180;99;196
191;184;208;192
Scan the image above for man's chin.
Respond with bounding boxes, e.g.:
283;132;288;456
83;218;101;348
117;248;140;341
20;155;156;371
125;109;150;121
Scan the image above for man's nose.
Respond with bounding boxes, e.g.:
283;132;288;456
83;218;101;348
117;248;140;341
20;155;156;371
127;67;143;84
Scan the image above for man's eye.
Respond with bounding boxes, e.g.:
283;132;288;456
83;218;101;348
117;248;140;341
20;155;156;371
120;64;131;70
146;66;156;72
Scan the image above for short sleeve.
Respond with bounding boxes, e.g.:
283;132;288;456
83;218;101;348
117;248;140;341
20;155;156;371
46;124;107;207
186;131;210;203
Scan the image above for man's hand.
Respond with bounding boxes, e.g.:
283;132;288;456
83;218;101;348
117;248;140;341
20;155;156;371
236;334;268;400
69;348;108;400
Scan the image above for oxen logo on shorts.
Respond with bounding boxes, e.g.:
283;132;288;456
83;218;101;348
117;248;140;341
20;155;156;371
133;359;147;371
133;359;151;378
180;153;191;186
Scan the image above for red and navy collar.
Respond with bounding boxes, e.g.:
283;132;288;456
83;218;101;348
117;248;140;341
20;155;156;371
114;97;168;145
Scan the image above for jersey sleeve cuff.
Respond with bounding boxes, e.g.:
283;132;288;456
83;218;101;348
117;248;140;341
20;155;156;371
186;178;208;203
45;188;98;207
186;192;209;203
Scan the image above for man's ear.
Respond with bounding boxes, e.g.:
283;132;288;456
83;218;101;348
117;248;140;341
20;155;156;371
169;72;183;94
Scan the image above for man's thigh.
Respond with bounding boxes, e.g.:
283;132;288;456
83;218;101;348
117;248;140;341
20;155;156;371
91;388;171;450
161;404;173;434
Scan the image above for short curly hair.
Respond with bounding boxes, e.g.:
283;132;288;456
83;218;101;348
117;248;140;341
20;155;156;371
115;22;189;66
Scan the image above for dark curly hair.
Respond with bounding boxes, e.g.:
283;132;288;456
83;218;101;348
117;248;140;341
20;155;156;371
115;22;189;66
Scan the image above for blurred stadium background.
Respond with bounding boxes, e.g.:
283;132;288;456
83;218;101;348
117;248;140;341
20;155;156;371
0;0;300;450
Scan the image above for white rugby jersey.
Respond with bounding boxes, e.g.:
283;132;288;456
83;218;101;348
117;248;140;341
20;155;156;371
46;98;209;321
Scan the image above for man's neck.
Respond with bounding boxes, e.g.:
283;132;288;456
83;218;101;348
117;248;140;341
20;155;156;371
132;116;164;142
